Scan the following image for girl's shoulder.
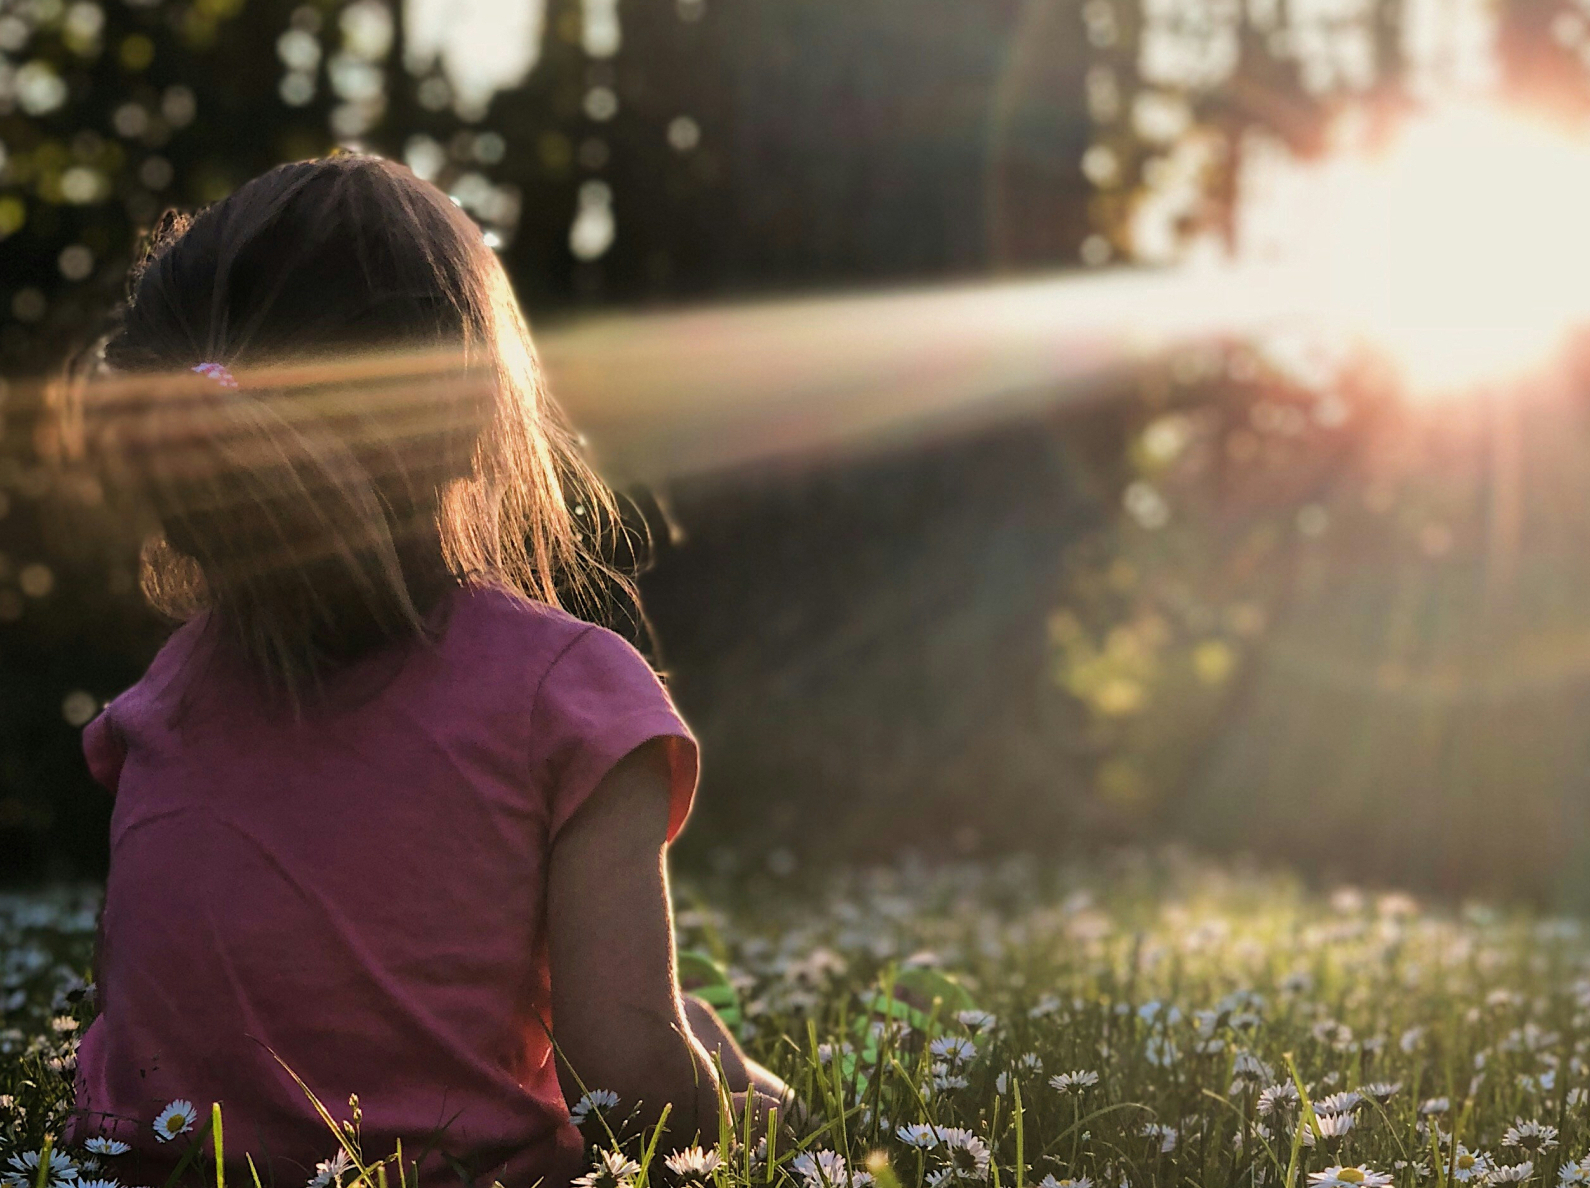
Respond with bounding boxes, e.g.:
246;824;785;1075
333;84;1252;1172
447;581;657;691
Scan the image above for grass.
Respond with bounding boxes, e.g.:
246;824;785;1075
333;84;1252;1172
4;852;1590;1188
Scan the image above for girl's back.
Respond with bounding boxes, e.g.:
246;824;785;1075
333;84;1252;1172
72;584;696;1186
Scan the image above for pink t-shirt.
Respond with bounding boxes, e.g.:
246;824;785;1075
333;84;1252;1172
68;583;699;1188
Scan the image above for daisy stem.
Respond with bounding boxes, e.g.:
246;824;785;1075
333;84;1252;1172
1013;1080;1026;1188
33;1136;50;1188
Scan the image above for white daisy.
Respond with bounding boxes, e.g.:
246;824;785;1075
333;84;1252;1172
896;1124;943;1149
935;1129;991;1181
1503;1122;1558;1153
930;1036;978;1065
1556;1163;1590;1187
1300;1112;1356;1147
1142;1123;1178;1154
1361;1082;1402;1104
573;1150;642;1188
956;1010;997;1032
1050;1070;1100;1093
568;1088;621;1126
1316;1091;1363;1115
1037;1178;1093;1188
4;1151;79;1188
1450;1148;1491;1183
663;1147;723;1181
792;1150;851;1188
81;1142;129;1158
1489;1163;1534;1183
152;1099;199;1143
1308;1167;1393;1188
307;1150;353;1188
76;1179;122;1188
1257;1083;1300;1116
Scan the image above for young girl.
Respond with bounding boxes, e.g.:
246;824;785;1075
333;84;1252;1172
62;152;790;1188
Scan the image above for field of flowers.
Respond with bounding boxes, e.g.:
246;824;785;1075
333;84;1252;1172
5;853;1590;1188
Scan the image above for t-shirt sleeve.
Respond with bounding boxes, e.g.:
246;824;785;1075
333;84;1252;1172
533;626;700;845
81;704;126;795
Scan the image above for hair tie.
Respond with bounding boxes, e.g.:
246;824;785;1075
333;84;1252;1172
190;361;239;389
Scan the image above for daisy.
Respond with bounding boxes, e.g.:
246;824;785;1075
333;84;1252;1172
1556;1163;1590;1187
1488;1163;1534;1183
1418;1098;1451;1116
930;1036;978;1065
1300;1113;1356;1147
81;1141;129;1157
1361;1082;1402;1105
1503;1122;1558;1153
896;1124;943;1149
1050;1071;1100;1093
1037;1178;1093;1188
307;1151;353;1188
568;1089;620;1126
74;1180;120;1188
935;1129;991;1181
1450;1148;1491;1183
1141;1123;1178;1154
152;1099;199;1143
573;1151;642;1188
792;1150;851;1188
1316;1091;1363;1115
4;1151;79;1188
663;1147;723;1181
1257;1083;1300;1116
1308;1167;1393;1187
956;1010;997;1032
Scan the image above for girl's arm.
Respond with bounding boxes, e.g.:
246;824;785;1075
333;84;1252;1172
681;996;799;1122
547;740;755;1145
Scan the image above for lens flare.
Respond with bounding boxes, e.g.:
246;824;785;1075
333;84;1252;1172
1280;104;1590;397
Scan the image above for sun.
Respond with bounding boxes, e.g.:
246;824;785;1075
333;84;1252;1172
1275;104;1590;398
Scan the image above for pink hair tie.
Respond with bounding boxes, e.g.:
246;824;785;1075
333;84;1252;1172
190;361;239;389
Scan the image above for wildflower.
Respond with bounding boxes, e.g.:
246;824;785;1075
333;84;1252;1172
1488;1163;1533;1183
930;1063;970;1091
1361;1082;1402;1104
1037;1178;1093;1188
956;1010;997;1032
153;1099;199;1143
1049;1070;1100;1093
793;1150;851;1188
307;1151;353;1188
1449;1149;1491;1183
1301;1113;1356;1147
897;1124;943;1149
82;1141;129;1157
76;1180;121;1188
1308;1167;1393;1188
934;1129;991;1181
663;1147;723;1181
1419;1097;1451;1116
568;1089;620;1126
1141;1123;1178;1154
1018;1053;1043;1073
1316;1091;1362;1115
1257;1083;1300;1116
1230;1052;1271;1089
1557;1163;1590;1188
573;1151;642;1188
4;1151;79;1188
1028;996;1062;1019
930;1036;977;1065
1502;1121;1558;1153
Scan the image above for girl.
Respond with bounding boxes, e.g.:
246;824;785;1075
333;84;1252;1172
61;152;790;1188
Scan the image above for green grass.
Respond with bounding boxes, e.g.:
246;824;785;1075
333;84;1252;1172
4;854;1590;1188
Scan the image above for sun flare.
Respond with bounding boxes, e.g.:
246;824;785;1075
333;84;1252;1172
1280;105;1590;397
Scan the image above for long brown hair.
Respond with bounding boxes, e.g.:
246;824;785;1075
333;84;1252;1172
56;152;639;705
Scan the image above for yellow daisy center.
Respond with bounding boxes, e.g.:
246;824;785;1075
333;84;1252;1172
1458;1156;1475;1169
1339;1171;1365;1184
166;1116;185;1133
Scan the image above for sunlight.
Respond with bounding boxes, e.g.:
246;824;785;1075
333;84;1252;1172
1283;104;1590;397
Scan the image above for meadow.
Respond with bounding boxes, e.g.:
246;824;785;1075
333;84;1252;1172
3;852;1590;1188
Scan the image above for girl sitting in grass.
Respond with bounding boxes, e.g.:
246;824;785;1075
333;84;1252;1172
61;152;791;1188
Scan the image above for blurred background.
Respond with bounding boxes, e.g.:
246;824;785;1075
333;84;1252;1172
7;0;1590;905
